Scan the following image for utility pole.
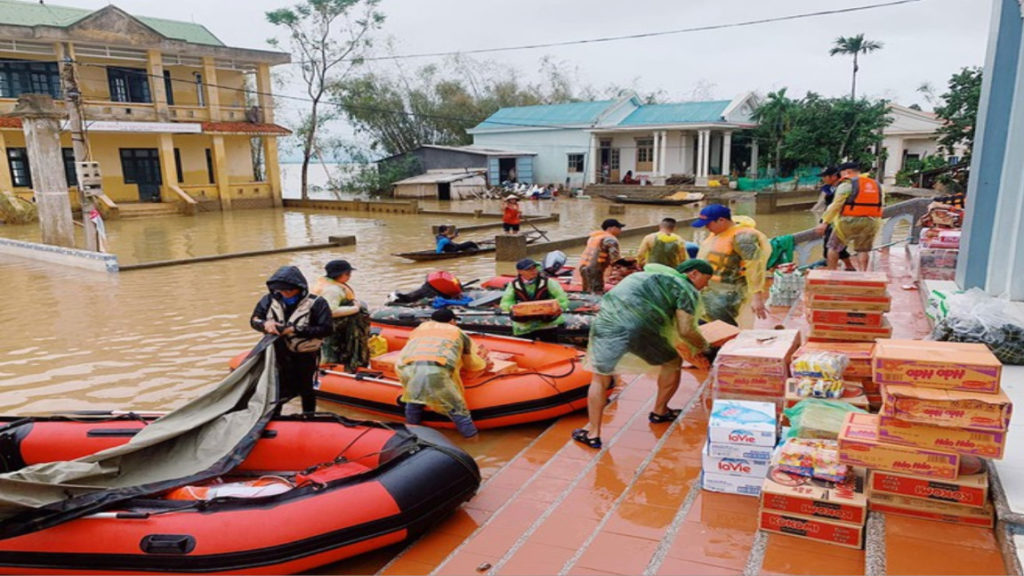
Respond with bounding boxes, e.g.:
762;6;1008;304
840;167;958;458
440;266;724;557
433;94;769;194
60;43;99;252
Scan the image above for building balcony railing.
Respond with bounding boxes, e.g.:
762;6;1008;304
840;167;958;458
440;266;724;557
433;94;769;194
0;98;270;127
82;100;158;122
168;105;210;122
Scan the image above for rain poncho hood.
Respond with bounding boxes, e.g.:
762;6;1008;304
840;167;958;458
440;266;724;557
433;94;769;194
397;321;487;417
0;338;278;539
266;265;310;295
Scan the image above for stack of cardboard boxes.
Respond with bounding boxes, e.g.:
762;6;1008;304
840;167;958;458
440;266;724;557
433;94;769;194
701;399;777;497
837;339;1010;527
804;270;893;343
758;467;869;549
790;340;879;410
712;329;802;409
919;228;961;281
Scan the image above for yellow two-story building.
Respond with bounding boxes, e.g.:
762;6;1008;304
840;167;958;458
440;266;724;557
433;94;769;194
0;0;291;215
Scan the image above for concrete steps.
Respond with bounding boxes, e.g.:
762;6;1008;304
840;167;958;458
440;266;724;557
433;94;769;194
116;203;180;219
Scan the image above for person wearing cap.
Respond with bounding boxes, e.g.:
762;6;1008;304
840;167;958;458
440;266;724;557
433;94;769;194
637;217;689;269
693;204;772;328
815;161;884;271
250;266;333;415
397;308;492;438
502;196;522;235
577;218;625;294
499;258;571;342
815;167;855;271
312;260;370;372
572;260;713;449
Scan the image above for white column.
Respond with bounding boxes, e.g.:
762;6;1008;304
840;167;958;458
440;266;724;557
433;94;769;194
701;130;712;178
588;133;599;185
750;139;759;178
652;132;660;175
722;131;733;178
681;132;692;176
660;130;669;176
695;130;705;178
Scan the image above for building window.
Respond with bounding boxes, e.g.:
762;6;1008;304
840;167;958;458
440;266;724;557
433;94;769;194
174;148;184;183
62;148;77;187
636;138;654;172
205;148;215;184
567;153;584;173
610;148;621;171
107;67;151;103
195;73;205;107
163;70;175;106
6;148;31;188
0;60;61;100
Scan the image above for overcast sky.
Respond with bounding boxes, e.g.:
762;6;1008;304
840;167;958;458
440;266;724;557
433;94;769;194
54;0;992;150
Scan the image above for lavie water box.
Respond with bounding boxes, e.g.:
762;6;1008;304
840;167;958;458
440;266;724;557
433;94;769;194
708;399;778;447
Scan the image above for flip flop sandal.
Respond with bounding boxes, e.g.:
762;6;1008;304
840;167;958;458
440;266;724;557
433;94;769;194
648;408;682;423
571;428;602;449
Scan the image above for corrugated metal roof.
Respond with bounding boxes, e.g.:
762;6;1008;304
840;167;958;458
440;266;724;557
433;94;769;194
394;170;486;185
617;101;732;126
474;100;617;130
0;0;225;46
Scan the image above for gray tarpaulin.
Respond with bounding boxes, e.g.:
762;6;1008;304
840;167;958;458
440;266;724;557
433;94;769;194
0;338;278;538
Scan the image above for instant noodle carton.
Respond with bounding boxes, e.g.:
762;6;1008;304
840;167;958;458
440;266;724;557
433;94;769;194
699;320;742;348
795;342;875;379
873;339;1002;394
716;329;802;375
877;415;1006;459
805;270;889;297
881;385;1012;431
510;299;562;320
760;467;868;526
868;492;994;527
809;320;893;343
869;469;988;509
708;399;778;447
714;368;787;397
838;413;960;480
702;440;770;478
807;308;887;328
758;509;864;549
806;292;892;312
702;471;763;497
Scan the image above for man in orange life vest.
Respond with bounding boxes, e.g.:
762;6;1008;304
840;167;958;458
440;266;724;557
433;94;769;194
815;161;884;271
499;258;570;342
577;218;624;294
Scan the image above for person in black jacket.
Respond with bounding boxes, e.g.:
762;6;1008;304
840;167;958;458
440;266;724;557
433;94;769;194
250;266;333;415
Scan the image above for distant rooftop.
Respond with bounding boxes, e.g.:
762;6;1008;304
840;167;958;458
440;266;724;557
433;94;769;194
473;97;747;132
473;100;617;130
0;0;225;46
618;100;733;126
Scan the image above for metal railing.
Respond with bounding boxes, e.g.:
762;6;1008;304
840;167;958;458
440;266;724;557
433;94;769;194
790;198;931;266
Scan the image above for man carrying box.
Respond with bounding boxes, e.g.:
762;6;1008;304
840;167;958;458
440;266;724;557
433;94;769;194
572;259;714;449
499;258;571;342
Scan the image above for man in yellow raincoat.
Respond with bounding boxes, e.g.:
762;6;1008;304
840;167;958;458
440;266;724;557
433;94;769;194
815;161;883;271
637;217;688;268
312;259;370;372
693;204;772;328
397;308;491;437
571;260;713;449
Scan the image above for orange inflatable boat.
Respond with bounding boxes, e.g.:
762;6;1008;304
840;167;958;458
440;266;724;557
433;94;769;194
0;415;479;574
315;324;596;429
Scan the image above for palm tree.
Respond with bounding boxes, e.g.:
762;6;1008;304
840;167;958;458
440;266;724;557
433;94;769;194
830;34;884;100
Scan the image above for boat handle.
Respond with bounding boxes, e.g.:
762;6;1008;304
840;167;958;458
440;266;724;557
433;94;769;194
140;534;196;555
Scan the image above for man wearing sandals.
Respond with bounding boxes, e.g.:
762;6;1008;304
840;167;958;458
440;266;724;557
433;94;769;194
572;260;714;449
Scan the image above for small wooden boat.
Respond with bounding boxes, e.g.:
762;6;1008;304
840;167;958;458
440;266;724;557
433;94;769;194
394;231;544;262
371;306;592;346
316;324;596;429
0;415;479;575
613;192;705;206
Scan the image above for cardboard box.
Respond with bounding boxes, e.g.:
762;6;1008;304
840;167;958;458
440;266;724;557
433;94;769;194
708;399;778;447
810;319;893;343
873;340;1002;394
881;385;1012;431
702;471;762;497
877;415;1006;459
706;440;774;462
869;469;988;508
715;368;787;396
784;379;870;411
711;390;784;415
702;440;770;478
838;413;960;480
805;270;889;297
699;320;742;348
807;308;887;328
760;467;868;526
510;299;562;320
758;509;864;549
806;292;892;312
795;342;875;379
716;329;802;374
868;492;993;528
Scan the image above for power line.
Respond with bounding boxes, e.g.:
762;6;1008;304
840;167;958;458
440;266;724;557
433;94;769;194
314;0;923;62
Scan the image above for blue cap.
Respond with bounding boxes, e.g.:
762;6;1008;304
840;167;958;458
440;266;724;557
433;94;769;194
691;204;732;227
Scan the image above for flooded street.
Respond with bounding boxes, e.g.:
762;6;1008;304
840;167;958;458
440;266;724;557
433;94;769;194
0;197;816;574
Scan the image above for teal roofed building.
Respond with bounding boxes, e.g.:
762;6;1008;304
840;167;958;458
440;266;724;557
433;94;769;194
468;93;760;188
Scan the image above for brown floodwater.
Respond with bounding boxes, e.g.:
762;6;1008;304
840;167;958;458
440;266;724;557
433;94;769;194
0;196;816;574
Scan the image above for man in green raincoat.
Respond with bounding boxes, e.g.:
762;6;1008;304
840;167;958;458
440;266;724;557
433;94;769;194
499;258;571;342
572;259;713;449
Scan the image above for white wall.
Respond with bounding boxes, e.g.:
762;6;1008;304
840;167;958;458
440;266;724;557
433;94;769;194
473;129;591;187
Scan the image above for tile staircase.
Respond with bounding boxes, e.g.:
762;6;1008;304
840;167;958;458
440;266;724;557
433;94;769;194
115;202;181;219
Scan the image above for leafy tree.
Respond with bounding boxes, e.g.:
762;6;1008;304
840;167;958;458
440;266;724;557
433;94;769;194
934;66;982;160
267;0;384;200
752;89;797;181
829;34;884;100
